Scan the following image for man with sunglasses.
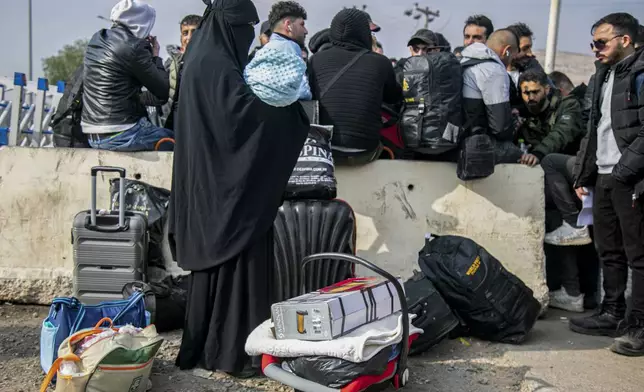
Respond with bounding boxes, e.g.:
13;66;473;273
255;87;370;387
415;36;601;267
570;13;644;357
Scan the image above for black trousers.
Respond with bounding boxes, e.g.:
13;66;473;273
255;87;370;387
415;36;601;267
545;232;599;298
594;174;644;321
541;153;579;227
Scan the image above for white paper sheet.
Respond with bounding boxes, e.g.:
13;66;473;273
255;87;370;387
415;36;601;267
577;188;593;227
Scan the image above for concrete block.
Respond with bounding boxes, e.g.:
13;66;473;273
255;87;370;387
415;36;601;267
336;160;548;307
0;148;547;307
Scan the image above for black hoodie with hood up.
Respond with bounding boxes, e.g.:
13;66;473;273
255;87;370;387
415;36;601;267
308;9;402;151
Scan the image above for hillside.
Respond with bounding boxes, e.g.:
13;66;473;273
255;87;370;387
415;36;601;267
534;50;595;86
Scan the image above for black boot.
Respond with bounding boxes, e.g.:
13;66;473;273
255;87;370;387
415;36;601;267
611;319;644;357
569;308;625;337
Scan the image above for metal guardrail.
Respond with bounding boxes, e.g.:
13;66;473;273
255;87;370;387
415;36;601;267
0;72;64;148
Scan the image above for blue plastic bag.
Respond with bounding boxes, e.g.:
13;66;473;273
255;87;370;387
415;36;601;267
40;291;148;374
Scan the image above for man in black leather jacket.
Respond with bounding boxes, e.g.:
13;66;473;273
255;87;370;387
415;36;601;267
81;0;173;152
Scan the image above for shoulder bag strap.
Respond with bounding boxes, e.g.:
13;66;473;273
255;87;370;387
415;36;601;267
320;50;369;99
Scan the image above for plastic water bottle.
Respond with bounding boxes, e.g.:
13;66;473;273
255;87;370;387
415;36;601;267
519;139;529;154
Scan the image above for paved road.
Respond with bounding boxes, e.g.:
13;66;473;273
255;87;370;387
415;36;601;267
1;304;642;392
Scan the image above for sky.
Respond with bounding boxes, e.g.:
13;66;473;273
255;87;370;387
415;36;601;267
0;0;642;81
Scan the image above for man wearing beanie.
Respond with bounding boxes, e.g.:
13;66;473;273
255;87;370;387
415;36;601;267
81;0;173;151
308;8;402;165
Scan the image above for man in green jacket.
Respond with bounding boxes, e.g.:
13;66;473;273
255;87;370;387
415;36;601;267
517;68;584;166
162;14;202;130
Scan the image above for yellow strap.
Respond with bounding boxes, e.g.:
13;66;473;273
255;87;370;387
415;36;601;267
40;354;81;392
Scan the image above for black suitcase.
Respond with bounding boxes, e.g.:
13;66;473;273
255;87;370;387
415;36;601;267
404;270;460;355
272;199;356;302
72;166;149;304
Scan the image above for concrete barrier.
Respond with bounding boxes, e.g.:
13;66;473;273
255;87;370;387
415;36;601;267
0;147;547;306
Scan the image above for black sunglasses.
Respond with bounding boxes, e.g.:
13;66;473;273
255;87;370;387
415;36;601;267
590;35;624;51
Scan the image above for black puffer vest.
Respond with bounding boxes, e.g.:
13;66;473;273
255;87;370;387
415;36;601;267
574;48;644;195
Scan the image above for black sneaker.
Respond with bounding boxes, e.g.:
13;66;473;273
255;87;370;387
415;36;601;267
611;323;644;357
569;309;625;337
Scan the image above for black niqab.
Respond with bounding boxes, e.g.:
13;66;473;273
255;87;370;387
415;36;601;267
168;0;310;271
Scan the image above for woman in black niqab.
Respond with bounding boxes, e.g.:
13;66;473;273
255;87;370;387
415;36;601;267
168;0;309;377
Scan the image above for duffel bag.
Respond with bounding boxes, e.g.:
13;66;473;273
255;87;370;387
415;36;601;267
40;291;148;375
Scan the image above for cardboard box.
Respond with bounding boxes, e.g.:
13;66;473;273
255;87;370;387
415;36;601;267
271;277;403;341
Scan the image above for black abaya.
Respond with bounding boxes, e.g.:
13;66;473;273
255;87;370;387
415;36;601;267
168;0;309;375
176;230;274;373
167;0;309;272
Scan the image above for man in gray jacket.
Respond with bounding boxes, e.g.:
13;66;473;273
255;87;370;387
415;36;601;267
460;29;534;165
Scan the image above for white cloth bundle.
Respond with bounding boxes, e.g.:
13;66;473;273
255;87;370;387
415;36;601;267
245;312;423;363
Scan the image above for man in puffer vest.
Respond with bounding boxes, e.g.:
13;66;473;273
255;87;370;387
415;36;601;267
569;13;644;357
163;14;202;130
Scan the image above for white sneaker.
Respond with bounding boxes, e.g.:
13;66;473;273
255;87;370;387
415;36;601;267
549;288;584;313
544;222;592;246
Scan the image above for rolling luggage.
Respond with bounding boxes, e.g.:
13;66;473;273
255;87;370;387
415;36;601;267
273;199;356;303
72;166;148;305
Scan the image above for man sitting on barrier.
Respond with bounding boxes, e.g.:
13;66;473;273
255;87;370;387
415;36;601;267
81;0;174;152
308;8;402;166
516;69;584;167
460;29;522;163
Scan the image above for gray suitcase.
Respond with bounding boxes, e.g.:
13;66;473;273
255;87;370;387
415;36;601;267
72;166;148;304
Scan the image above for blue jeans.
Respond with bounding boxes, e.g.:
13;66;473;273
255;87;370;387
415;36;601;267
88;118;174;152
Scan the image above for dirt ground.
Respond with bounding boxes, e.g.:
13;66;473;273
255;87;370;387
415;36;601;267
4;303;644;392
0;304;527;392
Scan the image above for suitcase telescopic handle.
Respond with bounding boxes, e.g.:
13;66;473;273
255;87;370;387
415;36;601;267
90;166;126;229
300;253;410;381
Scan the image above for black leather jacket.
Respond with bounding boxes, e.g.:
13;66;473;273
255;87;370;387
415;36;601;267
81;25;169;128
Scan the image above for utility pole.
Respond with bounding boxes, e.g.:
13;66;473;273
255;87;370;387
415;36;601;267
28;0;33;81
404;3;440;29
544;0;561;74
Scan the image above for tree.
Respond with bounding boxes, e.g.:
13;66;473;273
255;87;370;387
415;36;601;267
42;39;88;83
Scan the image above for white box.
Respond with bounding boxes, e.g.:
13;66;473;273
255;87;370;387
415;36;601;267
271;277;403;341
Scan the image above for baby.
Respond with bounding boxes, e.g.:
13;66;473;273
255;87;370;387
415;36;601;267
244;34;312;107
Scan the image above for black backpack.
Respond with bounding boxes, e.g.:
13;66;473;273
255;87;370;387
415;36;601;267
399;52;464;155
50;64;89;148
418;235;541;344
122;276;189;333
404;270;460;355
454;57;502;180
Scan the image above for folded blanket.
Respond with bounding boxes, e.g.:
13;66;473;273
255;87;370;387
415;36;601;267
245;312;423;363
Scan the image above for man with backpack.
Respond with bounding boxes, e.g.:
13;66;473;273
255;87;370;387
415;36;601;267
81;0;173;152
460;29;519;161
396;29;463;161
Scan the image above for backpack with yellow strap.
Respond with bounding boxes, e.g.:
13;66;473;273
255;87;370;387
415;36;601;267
40;317;164;392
